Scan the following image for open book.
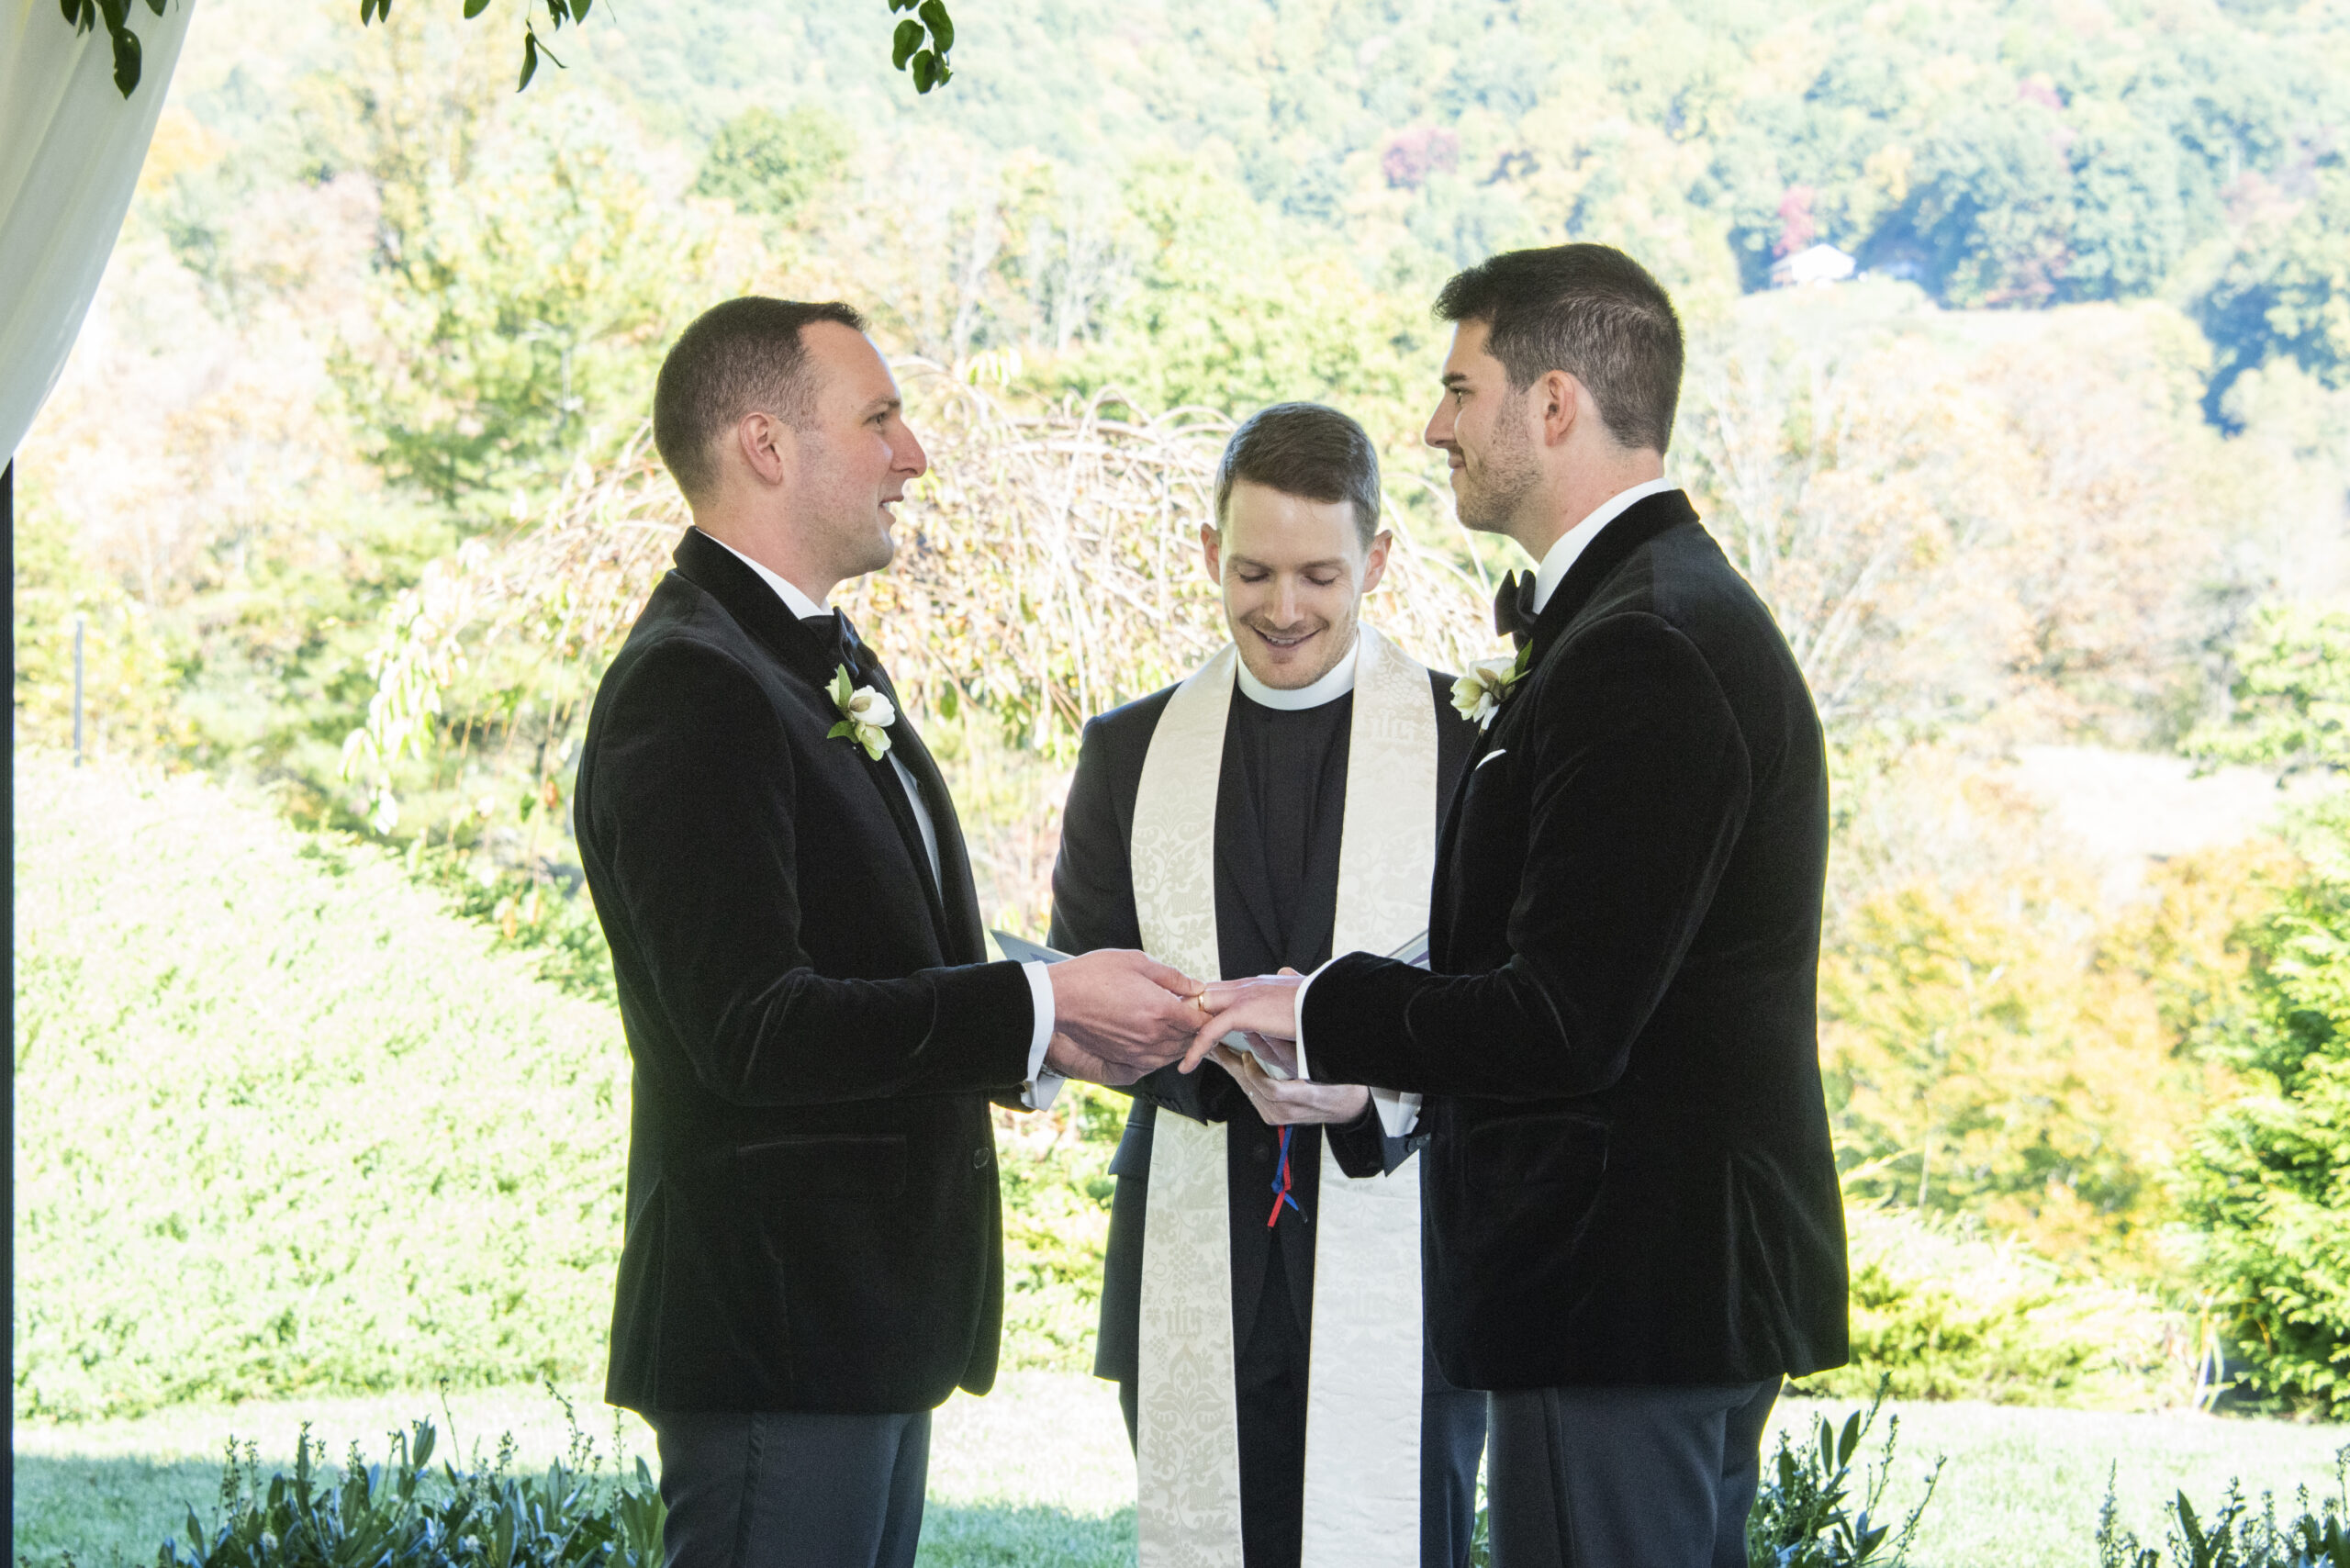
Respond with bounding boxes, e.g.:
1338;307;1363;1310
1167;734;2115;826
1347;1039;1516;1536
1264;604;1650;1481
989;929;1432;1081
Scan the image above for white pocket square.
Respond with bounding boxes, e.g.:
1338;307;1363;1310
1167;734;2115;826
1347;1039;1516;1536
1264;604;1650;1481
1474;748;1508;771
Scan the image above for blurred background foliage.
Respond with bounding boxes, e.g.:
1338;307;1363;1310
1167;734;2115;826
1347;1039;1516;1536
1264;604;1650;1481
13;0;2350;1421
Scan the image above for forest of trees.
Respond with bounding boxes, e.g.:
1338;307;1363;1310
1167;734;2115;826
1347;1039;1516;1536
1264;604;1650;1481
14;0;2350;1417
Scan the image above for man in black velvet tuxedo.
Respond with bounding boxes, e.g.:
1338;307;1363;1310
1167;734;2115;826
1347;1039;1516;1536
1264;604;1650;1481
1051;404;1485;1568
1192;248;1850;1568
573;297;1204;1568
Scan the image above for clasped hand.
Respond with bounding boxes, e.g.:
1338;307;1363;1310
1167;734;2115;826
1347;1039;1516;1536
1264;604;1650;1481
1182;970;1306;1076
1043;948;1209;1086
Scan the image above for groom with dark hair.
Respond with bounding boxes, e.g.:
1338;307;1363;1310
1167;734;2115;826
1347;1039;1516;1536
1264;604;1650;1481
575;297;1203;1568
1191;246;1850;1568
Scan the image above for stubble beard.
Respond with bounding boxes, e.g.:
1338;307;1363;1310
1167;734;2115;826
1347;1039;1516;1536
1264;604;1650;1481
1452;393;1542;536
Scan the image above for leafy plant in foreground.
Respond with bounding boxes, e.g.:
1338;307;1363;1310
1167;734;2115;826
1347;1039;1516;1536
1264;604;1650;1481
155;1413;663;1568
1746;1381;1943;1568
2098;1448;2350;1568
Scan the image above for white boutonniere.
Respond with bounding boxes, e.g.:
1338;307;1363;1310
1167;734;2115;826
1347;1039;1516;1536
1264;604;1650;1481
1450;645;1532;732
826;664;897;760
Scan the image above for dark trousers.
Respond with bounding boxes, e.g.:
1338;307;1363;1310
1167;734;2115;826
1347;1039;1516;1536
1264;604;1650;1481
647;1407;931;1568
1118;1309;1488;1568
1483;1379;1780;1568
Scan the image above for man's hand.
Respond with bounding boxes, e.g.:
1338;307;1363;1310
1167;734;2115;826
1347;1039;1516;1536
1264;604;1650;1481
1208;1044;1368;1126
1050;947;1206;1076
1045;1032;1142;1087
1183;971;1305;1074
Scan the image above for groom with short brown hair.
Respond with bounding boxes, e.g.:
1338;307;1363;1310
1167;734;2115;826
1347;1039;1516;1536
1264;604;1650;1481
576;297;1203;1568
1192;247;1850;1568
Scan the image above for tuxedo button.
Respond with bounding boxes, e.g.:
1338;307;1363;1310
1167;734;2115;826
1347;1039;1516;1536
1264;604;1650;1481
973;1146;992;1170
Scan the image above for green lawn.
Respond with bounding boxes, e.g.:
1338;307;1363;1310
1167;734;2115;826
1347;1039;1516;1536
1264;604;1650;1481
15;1372;2347;1567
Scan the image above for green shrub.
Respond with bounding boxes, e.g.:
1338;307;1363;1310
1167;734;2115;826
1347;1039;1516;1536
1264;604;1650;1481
1807;1206;2190;1409
157;1415;662;1568
2175;856;2350;1416
13;755;629;1419
2097;1450;2350;1568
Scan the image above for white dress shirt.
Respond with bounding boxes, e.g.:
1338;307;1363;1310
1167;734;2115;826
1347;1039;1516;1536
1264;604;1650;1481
707;536;1059;1103
1291;479;1677;1120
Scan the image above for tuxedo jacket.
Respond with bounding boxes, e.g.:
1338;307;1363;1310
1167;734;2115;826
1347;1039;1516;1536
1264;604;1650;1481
1048;670;1477;1386
1299;491;1850;1392
576;527;1036;1417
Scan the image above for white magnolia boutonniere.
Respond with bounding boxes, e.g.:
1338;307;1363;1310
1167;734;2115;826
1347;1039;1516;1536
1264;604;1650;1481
826;664;897;760
1450;645;1532;732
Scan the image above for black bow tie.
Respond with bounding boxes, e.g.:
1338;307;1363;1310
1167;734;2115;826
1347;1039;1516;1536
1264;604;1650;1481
801;610;880;683
1493;571;1538;648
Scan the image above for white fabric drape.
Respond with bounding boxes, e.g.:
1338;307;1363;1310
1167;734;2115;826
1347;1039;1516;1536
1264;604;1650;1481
1;0;193;464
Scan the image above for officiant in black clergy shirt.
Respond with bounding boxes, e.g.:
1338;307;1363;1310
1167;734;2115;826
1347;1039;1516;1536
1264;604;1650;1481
572;297;1208;1568
1191;248;1851;1568
1049;403;1486;1568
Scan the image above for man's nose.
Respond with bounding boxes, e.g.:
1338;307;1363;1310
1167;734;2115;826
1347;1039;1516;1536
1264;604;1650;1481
898;428;929;477
1274;577;1301;624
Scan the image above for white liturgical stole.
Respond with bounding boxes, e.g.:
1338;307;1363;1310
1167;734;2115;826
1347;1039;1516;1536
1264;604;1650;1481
1129;624;1438;1568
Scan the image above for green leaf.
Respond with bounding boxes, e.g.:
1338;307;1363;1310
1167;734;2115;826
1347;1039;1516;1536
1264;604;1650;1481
517;28;538;88
826;720;856;743
108;22;140;93
462;0;487;17
912;49;938;91
59;0;90;33
917;0;953;52
890;17;922;69
832;664;854;709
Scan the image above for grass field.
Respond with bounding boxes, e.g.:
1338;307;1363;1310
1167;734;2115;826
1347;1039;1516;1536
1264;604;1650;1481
15;1372;2348;1567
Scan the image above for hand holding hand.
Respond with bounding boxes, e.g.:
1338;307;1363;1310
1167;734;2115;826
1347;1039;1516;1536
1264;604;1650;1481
1049;947;1207;1077
1208;1044;1368;1126
1044;1032;1143;1087
1182;969;1305;1074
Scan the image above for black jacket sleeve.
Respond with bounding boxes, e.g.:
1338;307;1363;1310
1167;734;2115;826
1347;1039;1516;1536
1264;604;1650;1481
591;639;1035;1106
1300;613;1751;1100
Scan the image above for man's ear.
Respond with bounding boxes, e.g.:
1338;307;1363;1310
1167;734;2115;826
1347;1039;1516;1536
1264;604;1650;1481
1359;530;1394;596
735;412;792;487
1200;522;1224;582
1536;371;1583;449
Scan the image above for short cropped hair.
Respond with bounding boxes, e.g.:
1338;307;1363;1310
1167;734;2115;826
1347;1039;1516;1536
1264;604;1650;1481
1435;245;1684;454
653;297;868;503
1212;402;1383;548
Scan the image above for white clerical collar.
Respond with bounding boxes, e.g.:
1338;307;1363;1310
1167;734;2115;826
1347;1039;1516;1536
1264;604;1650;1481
1528;476;1680;615
1235;633;1360;711
707;530;830;619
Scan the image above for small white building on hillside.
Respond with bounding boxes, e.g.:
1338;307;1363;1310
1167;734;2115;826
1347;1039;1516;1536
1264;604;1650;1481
1770;243;1857;288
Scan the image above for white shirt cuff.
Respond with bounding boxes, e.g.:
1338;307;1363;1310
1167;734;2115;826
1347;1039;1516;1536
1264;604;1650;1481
1020;960;1062;1110
1371;1088;1422;1138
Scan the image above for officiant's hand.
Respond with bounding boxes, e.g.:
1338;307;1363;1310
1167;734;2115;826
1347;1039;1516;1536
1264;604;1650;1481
1049;947;1207;1076
1181;971;1304;1074
1209;1044;1369;1126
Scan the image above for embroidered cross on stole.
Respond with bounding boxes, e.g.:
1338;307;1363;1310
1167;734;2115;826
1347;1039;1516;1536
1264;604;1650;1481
1129;624;1437;1568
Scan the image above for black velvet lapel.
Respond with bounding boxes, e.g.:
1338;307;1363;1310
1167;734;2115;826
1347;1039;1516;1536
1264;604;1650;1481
862;664;985;965
1523;488;1700;669
670;527;839;687
666;527;959;956
1430;489;1704;935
